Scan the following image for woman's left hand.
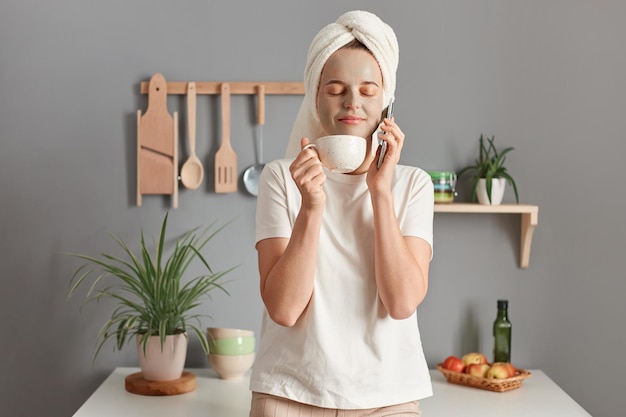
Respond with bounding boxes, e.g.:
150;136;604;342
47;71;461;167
366;116;405;193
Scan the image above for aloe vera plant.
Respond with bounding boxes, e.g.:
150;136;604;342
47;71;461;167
457;134;519;204
67;212;236;363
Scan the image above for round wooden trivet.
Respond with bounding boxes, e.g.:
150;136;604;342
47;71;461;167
125;371;196;396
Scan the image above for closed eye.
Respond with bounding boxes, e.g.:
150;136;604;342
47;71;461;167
323;81;345;96
360;86;378;96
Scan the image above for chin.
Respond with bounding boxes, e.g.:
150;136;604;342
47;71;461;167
332;125;373;139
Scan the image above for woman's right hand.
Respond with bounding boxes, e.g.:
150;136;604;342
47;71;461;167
289;137;326;209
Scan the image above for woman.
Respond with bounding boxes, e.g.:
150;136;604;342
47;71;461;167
250;10;434;417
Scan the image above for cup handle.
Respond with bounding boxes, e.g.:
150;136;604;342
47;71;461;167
302;143;316;151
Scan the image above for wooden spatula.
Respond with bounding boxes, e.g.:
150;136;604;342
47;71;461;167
214;82;237;192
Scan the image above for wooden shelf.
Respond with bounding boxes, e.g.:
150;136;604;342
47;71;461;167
140;81;304;95
434;203;538;269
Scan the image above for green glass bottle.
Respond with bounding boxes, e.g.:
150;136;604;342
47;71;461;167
493;299;512;363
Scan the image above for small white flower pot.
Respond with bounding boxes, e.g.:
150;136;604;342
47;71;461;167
476;178;506;205
137;333;187;381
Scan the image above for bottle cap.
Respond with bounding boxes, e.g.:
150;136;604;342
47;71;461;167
497;299;508;309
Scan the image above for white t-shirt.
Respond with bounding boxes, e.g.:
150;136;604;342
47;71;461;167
250;158;434;409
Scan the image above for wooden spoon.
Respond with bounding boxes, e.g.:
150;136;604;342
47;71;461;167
180;82;204;190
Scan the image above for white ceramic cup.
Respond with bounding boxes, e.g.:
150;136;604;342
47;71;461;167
303;135;367;173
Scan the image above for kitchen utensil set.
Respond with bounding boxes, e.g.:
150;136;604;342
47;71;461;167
137;76;305;206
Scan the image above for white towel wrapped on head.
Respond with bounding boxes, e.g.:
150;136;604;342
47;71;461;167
285;10;399;158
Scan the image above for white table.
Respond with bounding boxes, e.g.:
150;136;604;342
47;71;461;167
73;367;591;417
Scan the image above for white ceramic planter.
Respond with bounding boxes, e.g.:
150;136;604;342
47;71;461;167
137;333;187;381
476;178;506;205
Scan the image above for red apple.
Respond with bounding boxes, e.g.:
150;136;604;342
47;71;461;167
466;363;490;377
487;362;515;379
502;362;517;377
461;352;488;367
442;355;465;373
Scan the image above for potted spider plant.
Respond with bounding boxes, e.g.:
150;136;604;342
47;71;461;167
67;212;236;381
457;134;520;205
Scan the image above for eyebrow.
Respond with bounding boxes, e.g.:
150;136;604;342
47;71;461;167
323;79;381;87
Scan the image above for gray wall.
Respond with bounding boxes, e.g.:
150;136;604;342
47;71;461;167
1;1;624;416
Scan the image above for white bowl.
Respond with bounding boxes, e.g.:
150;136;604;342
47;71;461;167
208;352;255;380
207;327;254;339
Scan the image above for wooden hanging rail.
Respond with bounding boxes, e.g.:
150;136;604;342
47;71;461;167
140;81;304;95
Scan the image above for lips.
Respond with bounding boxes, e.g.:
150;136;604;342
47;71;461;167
338;115;365;125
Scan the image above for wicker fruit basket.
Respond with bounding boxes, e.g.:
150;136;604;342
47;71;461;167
436;364;532;392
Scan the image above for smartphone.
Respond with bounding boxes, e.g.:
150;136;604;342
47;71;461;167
377;100;394;169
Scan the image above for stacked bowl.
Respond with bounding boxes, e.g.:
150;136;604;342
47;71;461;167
206;327;255;380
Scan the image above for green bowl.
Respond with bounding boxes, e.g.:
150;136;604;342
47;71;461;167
208;336;255;355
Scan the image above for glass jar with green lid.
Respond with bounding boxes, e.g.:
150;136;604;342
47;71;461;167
428;171;457;203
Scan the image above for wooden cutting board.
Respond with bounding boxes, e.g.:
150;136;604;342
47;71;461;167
125;371;196;396
136;73;178;207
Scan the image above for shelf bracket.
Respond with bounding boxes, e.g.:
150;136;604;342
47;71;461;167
520;210;538;269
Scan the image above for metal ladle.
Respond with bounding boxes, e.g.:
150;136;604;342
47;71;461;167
243;85;265;196
180;82;204;190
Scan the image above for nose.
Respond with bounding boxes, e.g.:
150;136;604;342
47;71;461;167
344;88;361;110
